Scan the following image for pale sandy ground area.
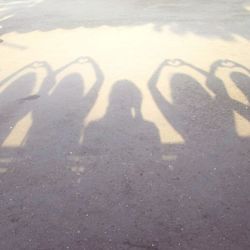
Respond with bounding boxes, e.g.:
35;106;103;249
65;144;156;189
0;1;250;249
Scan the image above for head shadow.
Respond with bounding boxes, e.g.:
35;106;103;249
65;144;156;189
230;71;250;102
107;79;142;120
0;72;36;103
51;73;84;104
170;73;211;111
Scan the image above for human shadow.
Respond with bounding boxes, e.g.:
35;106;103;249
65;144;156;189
148;59;250;249
148;59;250;164
0;56;103;176
0;57;105;249
82;79;162;170
1;57;250;249
148;59;216;157
76;80;172;247
24;57;104;165
184;59;250;121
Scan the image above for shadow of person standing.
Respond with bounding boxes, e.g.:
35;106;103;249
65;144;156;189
160;59;248;160
76;80;169;249
185;59;250;167
180;60;241;145
82;79;162;173
148;59;250;249
0;57;105;250
25;57;104;168
200;59;250;249
148;59;229;247
148;59;214;166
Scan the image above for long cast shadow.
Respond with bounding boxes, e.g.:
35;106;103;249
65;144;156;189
1;58;250;249
24;57;104;165
148;58;250;249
